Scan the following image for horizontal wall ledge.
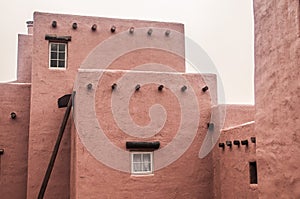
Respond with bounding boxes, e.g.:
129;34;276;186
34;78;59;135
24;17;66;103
126;141;160;150
45;34;71;42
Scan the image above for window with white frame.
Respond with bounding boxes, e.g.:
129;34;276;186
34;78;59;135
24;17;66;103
131;152;153;174
49;42;67;68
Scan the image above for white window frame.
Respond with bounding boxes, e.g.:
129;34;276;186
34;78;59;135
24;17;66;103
49;42;67;69
131;152;153;175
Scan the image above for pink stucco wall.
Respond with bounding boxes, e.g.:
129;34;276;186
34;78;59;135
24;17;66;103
3;4;298;197
27;12;185;199
211;104;255;199
16;34;32;83
23;11;259;198
71;70;216;198
0;83;31;199
213;122;257;199
220;104;255;129
254;0;300;198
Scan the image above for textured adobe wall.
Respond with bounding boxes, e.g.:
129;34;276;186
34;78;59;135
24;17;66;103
71;70;216;198
221;104;255;129
212;104;255;199
213;122;257;199
17;34;32;83
254;0;300;198
0;83;31;199
27;12;184;199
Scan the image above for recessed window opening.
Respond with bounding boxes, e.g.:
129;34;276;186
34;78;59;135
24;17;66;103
131;152;153;175
249;161;258;184
49;42;67;69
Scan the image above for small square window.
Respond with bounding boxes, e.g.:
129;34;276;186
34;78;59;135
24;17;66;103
131;152;153;175
49;43;67;69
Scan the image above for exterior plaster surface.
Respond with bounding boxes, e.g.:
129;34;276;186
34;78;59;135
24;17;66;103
3;5;299;197
71;70;216;198
16;34;32;83
214;122;257;199
0;83;31;199
254;0;300;198
220;104;255;129
27;12;185;199
211;105;255;199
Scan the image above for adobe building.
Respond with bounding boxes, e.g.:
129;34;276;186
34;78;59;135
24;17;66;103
0;1;299;198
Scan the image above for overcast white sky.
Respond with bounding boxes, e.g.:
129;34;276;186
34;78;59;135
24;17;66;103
0;0;254;104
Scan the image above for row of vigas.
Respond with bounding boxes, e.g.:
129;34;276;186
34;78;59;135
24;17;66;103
218;137;256;150
46;19;175;36
106;83;209;92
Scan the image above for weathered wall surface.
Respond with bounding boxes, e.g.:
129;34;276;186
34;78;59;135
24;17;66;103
213;122;257;199
221;104;255;128
27;12;185;199
71;70;216;198
16;34;32;83
254;0;300;198
0;83;31;199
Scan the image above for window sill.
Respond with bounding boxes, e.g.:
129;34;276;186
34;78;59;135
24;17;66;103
130;173;154;177
49;67;67;70
249;184;258;189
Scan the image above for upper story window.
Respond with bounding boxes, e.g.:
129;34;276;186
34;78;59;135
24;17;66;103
49;43;67;69
131;152;153;175
45;35;71;69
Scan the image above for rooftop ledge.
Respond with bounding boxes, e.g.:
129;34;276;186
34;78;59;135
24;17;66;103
222;121;255;132
77;68;216;76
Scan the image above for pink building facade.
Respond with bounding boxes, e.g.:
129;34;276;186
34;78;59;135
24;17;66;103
0;1;299;198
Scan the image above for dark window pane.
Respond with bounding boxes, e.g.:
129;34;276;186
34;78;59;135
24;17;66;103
143;154;151;163
249;161;258;184
134;163;142;172
51;44;58;51
59;52;65;59
133;154;141;162
59;44;65;51
51;52;57;59
145;163;151;171
58;61;65;67
50;60;57;67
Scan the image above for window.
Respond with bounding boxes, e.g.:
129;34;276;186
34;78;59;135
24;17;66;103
249;161;258;184
49;43;67;68
131;152;153;175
